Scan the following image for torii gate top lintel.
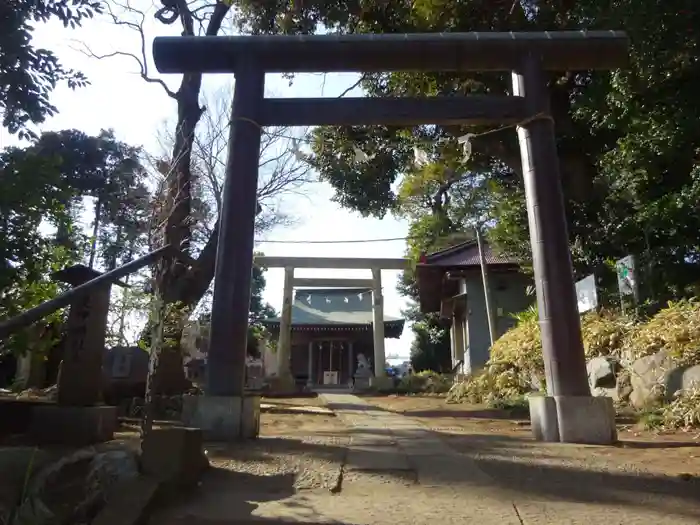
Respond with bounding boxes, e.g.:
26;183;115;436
254;256;408;271
153;31;628;74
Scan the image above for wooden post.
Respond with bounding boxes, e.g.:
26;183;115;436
206;61;264;397
348;341;354;384
476;228;498;346
53;265;112;406
512;55;589;397
371;268;385;377
454;315;466;369
276;267;294;382
461;313;470;372
307;341;313;387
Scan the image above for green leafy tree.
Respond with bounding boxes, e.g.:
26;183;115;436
1;0;102;138
235;0;700;305
247;259;277;357
410;318;452;373
0;129;150;356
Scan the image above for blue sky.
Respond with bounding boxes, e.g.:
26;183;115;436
1;8;414;362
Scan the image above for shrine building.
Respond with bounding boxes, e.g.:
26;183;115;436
261;288;405;386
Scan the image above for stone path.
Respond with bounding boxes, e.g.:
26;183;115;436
150;393;700;525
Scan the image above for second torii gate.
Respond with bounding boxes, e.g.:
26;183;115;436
153;30;628;443
255;256;408;387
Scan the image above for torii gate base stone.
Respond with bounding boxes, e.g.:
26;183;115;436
154;31;627;443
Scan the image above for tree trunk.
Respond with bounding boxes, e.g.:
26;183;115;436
88;197;102;269
117;273;130;346
147;2;231;395
141;284;166;443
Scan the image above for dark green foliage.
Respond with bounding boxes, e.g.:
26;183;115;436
0;0;102;137
0;129;149;354
235;0;700;306
247;256;277;356
410;315;452;373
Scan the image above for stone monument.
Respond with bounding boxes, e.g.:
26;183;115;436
353;353;372;392
30;264;120;445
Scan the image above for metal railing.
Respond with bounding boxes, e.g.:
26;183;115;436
0;244;174;340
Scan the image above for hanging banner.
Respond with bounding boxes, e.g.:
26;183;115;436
575;274;598;313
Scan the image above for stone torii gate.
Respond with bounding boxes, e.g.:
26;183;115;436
255;256;408;388
153;31;628;443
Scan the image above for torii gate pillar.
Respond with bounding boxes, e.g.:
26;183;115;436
180;60;264;440
370;268;389;387
274;267;295;390
513;55;616;444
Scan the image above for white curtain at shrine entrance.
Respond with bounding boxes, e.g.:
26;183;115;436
306;340;354;386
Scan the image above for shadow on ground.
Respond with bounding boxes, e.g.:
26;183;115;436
209;425;700;520
617;439;700;449
396;408;529;420
152;467;355;525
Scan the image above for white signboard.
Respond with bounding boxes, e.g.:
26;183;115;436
323;371;339;385
575;274;598;313
616;255;638;299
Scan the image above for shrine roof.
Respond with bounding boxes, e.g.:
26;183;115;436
416;240;523;314
420;240;520;268
261;288;404;329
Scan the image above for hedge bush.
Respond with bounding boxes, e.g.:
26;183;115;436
623;299;700;365
394;371;453;394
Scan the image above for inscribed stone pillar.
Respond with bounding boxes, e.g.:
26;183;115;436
371;268;385;377
53;265;112;406
277;267;294;381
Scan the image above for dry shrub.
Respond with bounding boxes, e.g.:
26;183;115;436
662;386;700;429
448;307;634;405
624;299;700;365
488;306;544;379
580;309;634;358
398;371;452;394
446;363;532;405
449;307;542;405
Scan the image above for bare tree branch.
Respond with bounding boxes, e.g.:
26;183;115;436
337;74;368;98
171;85;316;242
73;0;177;99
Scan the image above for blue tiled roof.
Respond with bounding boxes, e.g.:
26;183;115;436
261;288;403;325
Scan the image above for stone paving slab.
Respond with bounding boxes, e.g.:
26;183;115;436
320;391;523;524
345;445;412;471
348;433;397;446
260;403;334;415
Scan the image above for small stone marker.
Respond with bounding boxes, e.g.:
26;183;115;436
140;427;209;488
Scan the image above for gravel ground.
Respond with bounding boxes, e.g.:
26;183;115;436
196;398;350;492
205;433;348;492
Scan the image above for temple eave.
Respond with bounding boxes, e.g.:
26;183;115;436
261;320;405;338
